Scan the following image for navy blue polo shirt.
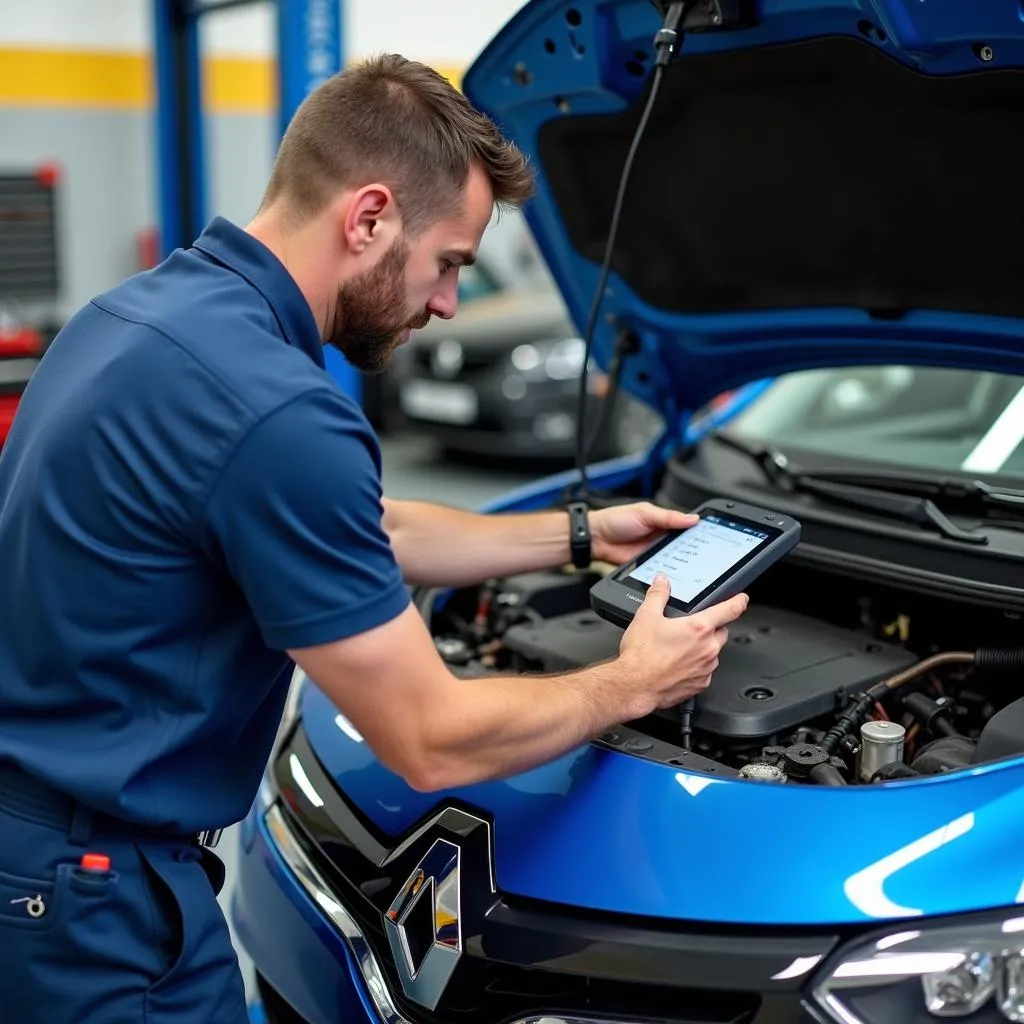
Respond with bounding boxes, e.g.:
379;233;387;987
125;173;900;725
0;217;410;834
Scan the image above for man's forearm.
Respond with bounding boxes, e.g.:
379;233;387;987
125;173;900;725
413;659;630;790
382;498;573;587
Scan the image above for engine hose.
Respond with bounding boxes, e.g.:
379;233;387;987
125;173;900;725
974;648;1024;675
812;647;1020;759
870;651;976;696
822;651;975;755
903;692;959;738
809;762;847;786
821;693;875;755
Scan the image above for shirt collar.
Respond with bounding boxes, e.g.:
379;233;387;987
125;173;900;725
192;217;326;369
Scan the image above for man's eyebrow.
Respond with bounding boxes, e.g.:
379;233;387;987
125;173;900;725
448;249;476;267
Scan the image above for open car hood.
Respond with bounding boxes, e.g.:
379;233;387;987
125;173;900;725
463;0;1024;420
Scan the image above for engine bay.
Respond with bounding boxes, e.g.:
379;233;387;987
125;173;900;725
418;549;1024;786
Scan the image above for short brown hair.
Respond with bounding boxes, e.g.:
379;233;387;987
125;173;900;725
262;54;535;234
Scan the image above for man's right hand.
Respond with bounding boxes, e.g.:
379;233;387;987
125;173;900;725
616;573;748;718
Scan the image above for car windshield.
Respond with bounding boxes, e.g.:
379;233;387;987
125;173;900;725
723;366;1024;482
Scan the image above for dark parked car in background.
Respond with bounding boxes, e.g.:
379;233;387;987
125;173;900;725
394;279;662;462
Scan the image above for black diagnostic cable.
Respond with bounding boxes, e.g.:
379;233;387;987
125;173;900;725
679;698;695;751
567;1;692;741
580;327;639;465
571;1;691;504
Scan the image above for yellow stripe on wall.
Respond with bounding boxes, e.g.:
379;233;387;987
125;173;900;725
0;49;152;109
0;47;463;113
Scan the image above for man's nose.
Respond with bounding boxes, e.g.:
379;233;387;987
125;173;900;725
427;278;459;320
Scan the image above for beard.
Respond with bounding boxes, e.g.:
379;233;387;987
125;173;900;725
326;236;430;375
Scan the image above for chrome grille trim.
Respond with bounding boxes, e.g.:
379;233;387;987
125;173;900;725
265;803;410;1024
264;802;669;1024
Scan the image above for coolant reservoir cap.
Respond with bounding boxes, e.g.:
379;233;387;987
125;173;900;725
861;720;906;743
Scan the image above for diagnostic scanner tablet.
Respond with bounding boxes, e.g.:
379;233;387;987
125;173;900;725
590;498;801;629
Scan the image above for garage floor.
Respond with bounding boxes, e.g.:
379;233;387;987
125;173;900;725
220;432;540;1003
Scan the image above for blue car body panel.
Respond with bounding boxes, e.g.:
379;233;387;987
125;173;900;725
300;683;1024;927
462;0;1024;417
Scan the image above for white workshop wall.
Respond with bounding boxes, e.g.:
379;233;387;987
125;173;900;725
0;1;531;313
0;1;526;63
199;0;528;63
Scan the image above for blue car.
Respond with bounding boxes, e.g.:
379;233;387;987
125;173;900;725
232;2;1024;1022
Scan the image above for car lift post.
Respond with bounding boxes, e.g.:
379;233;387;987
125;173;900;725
152;0;361;402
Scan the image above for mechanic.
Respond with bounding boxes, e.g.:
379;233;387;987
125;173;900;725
0;55;748;1022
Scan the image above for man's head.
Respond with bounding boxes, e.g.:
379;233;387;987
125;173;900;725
253;55;535;374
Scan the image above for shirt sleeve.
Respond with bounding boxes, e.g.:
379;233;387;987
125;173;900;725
202;387;410;650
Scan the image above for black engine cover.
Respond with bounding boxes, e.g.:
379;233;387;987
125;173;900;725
502;605;917;739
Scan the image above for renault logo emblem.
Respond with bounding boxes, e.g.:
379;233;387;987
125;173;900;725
384;838;462;1010
431;339;463;379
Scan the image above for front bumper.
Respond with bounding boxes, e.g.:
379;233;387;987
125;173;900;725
231;728;842;1024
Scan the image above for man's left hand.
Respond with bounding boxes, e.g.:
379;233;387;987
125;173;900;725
589;502;698;565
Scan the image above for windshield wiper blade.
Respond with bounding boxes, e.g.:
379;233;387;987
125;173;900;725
793;477;987;544
709;433;988;545
709;432;795;484
788;468;1024;516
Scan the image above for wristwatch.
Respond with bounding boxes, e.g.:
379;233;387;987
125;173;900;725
567;501;592;569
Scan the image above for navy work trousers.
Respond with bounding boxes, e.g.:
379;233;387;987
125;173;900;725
0;774;249;1023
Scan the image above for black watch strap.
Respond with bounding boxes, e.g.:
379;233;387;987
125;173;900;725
567;501;592;569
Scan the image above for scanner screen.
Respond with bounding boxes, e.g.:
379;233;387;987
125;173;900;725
628;514;771;603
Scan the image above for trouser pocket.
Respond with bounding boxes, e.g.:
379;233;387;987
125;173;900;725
137;843;248;1024
0;864;64;931
0;856;159;1024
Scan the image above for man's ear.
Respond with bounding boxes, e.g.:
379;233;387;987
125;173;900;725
342;184;399;255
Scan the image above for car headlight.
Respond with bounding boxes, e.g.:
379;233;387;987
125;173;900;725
814;912;1024;1023
510;337;586;381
